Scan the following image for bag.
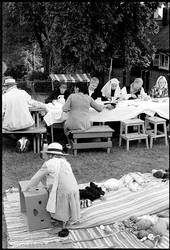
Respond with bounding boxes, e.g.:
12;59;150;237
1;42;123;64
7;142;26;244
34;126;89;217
16;137;30;153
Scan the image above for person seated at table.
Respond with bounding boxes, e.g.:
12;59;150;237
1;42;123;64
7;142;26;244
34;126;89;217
62;81;104;148
149;76;169;130
149;76;168;98
101;78;126;102
125;78;147;100
45;82;70;104
2;77;48;152
88;77;102;100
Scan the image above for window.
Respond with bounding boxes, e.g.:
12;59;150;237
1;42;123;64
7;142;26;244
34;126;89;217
153;54;160;66
159;53;169;70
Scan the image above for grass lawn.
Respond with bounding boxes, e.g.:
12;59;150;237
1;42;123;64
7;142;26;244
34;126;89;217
2;92;169;248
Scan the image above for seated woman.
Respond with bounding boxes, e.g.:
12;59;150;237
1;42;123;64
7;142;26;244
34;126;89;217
88;77;102;100
101;78;126;101
125;78;147;100
149;76;169;129
45;82;70;104
149;76;168;98
62;81;104;148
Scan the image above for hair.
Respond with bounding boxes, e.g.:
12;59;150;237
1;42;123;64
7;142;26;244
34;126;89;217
74;81;88;94
91;77;99;84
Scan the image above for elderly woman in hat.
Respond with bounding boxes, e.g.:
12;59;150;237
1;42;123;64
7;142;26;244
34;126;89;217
149;76;168;98
101;78;127;102
24;142;80;233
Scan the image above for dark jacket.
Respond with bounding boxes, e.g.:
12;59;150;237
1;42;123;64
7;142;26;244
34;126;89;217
90;87;102;100
126;85;141;99
45;88;70;103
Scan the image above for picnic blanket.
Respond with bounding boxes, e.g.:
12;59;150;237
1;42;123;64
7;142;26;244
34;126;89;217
3;173;169;248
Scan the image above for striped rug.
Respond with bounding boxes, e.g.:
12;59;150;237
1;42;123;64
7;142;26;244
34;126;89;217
3;174;169;248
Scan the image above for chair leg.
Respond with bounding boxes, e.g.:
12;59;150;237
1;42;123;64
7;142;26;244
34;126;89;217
51;125;54;142
127;140;129;151
119;136;122;147
146;137;149;149
150;136;153;149
163;123;168;146
33;136;36;153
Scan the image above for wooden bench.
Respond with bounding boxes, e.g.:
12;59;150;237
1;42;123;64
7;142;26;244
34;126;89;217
18;180;51;231
70;125;114;156
2;126;47;153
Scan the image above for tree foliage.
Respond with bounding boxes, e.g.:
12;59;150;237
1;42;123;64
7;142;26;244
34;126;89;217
3;1;161;77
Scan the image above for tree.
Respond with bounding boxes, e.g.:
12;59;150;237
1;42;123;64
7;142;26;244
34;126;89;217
3;2;161;78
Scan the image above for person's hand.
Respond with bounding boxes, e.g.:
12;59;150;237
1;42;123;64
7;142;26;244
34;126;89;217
105;104;114;110
131;93;137;99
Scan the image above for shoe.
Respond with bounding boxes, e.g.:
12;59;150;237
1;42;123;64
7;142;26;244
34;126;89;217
58;228;69;237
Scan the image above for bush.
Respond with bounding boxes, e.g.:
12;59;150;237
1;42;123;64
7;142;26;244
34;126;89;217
27;71;48;81
4;64;27;79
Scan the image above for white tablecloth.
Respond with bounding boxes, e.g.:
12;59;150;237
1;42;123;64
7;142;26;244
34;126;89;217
43;98;169;126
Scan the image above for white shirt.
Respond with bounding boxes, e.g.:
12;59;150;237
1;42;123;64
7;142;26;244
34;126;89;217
2;86;45;130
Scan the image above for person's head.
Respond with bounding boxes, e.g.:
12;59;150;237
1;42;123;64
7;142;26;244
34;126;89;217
110;78;120;90
41;142;67;159
59;82;67;94
2;77;17;93
88;77;99;91
156;76;168;89
131;78;143;91
74;82;88;94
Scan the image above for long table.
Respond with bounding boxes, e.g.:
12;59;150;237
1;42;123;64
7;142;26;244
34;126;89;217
43;98;169;126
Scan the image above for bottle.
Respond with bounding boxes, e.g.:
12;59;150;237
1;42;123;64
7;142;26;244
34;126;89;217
41;136;48;160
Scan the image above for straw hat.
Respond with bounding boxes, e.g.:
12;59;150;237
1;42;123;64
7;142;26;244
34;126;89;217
3;77;16;86
41;142;67;155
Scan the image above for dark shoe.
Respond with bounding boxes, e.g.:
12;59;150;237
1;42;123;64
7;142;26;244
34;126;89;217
58;228;69;237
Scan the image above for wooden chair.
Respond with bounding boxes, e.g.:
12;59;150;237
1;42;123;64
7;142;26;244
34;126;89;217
145;116;168;148
119;118;149;151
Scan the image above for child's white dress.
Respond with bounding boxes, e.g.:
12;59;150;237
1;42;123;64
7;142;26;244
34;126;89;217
26;157;80;223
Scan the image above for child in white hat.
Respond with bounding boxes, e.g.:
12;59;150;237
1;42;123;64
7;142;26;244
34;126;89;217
24;142;80;232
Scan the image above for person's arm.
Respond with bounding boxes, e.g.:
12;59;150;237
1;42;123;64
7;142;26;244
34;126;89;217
140;87;147;98
62;94;72;112
23;163;48;191
90;97;104;112
2;95;6;120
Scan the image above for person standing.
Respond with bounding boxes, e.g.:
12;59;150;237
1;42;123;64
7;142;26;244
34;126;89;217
24;142;80;232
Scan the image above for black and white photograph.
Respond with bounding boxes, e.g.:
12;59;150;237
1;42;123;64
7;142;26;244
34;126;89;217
2;1;169;248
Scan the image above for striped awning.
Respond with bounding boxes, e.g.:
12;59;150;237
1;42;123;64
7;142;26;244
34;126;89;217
49;73;91;83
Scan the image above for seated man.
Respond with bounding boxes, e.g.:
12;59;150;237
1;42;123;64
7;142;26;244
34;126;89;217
2;77;48;152
125;78;147;99
88;77;102;100
45;82;70;104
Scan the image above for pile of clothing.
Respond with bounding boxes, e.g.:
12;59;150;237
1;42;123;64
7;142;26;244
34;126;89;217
152;169;169;180
79;182;105;208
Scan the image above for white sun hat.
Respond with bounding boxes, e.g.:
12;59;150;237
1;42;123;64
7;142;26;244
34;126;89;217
3;77;16;86
41;142;67;155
